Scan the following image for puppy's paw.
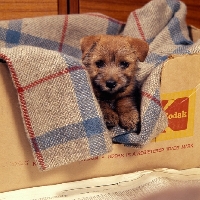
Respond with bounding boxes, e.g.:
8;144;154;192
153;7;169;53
103;110;119;128
119;110;140;131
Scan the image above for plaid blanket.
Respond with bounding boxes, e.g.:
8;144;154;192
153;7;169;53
1;0;200;171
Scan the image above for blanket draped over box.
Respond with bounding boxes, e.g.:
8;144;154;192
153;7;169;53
0;0;200;171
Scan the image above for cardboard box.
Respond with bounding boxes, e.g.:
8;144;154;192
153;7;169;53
1;27;200;193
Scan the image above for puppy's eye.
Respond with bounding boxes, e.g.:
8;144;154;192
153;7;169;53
95;60;105;68
119;61;129;69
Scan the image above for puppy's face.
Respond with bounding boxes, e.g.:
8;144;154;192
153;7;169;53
80;35;148;94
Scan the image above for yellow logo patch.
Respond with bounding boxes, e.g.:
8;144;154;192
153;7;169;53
154;89;196;141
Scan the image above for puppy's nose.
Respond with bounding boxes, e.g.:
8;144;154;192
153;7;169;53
106;80;117;89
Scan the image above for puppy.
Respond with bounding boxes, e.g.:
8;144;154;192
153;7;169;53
80;35;148;130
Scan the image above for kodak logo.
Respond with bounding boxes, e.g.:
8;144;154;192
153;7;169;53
162;97;189;131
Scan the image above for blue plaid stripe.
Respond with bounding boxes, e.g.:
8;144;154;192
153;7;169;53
146;53;168;65
31;122;86;151
60;54;109;155
168;17;193;45
112;134;142;146
0;26;81;58
83;117;105;137
6;29;21;45
0;26;55;49
69;69;100;120
31;116;106;153
67;60;109;155
107;19;124;35
20;33;81;58
62;53;81;67
166;0;180;13
20;33;60;50
61;45;81;59
5;20;22;47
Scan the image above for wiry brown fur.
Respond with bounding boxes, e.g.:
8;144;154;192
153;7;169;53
80;35;149;130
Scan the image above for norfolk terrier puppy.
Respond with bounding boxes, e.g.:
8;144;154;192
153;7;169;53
80;35;149;130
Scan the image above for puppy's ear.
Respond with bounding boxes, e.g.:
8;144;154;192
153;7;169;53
127;38;149;62
80;35;101;58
